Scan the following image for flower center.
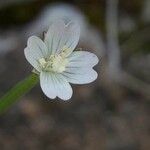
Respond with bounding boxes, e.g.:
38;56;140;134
38;54;68;73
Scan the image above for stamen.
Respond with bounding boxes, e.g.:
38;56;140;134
38;54;68;73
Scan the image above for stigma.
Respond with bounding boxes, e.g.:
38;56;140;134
38;54;68;73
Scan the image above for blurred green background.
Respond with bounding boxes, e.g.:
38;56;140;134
0;0;150;150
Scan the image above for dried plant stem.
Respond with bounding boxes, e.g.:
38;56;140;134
106;0;150;99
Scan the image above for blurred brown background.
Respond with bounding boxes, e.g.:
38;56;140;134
0;0;150;150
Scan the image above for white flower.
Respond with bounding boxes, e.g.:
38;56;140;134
24;20;99;100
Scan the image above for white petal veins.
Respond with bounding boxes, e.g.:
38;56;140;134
62;68;98;84
60;21;80;56
44;20;66;55
40;72;72;100
40;72;57;99
44;20;80;56
62;51;99;84
53;74;73;100
24;36;48;71
68;51;99;68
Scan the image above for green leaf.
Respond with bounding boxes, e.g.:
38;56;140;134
0;73;39;114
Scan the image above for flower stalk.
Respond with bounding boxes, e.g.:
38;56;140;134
0;73;39;114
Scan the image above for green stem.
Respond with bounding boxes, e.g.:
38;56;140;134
0;73;39;114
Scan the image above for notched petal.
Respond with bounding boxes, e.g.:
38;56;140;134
40;72;57;99
44;19;80;56
24;36;48;71
40;72;73;100
68;51;99;68
63;68;98;84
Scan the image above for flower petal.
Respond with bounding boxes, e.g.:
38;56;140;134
40;72;72;100
44;20;65;55
40;72;57;99
24;36;48;71
53;74;73;100
62;67;98;84
67;51;99;68
61;21;80;56
44;20;80;56
62;51;99;84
